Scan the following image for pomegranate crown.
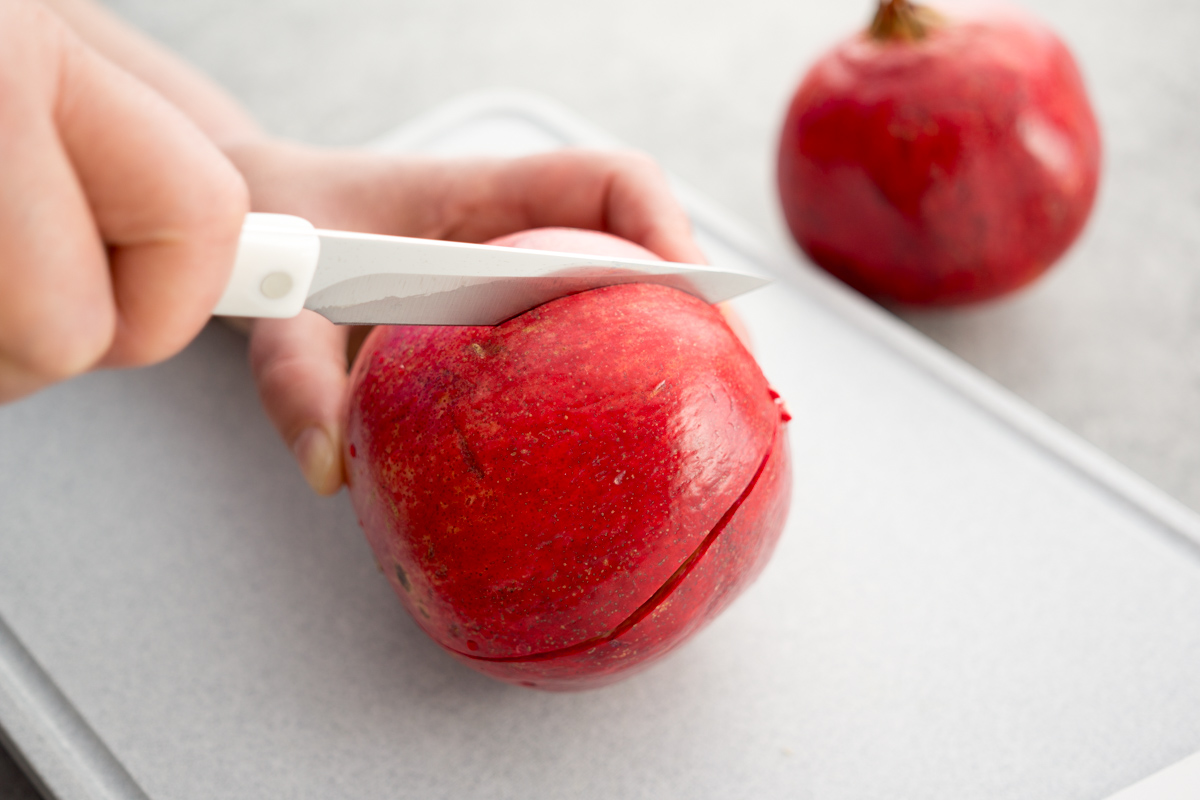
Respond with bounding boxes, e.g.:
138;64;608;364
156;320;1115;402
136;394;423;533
869;0;944;41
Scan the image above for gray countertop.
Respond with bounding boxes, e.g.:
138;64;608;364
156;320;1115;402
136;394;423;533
3;0;1198;795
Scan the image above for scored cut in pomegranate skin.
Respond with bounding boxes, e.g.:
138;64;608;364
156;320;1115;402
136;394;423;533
777;0;1101;305
344;228;791;691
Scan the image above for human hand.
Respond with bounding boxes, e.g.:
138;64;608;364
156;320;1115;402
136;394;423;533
222;139;705;495
0;0;248;402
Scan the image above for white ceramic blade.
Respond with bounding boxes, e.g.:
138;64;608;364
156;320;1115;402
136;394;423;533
303;230;770;325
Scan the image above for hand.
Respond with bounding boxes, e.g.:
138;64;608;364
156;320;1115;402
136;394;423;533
0;0;247;402
222;139;706;495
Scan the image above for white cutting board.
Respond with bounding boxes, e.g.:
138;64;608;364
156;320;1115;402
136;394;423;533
1;91;1199;800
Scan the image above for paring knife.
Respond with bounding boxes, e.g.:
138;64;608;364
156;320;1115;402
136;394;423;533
213;213;770;325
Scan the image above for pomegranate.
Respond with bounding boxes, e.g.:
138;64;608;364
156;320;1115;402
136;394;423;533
344;228;791;690
777;0;1101;305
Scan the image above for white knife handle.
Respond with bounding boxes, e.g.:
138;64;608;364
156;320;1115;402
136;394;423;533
213;213;320;318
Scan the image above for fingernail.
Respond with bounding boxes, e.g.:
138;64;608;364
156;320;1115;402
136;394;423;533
293;425;340;495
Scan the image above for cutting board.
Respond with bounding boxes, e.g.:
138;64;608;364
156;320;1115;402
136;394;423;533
2;90;1199;800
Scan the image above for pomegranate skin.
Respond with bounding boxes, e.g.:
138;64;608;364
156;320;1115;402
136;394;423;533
344;229;791;690
777;2;1101;305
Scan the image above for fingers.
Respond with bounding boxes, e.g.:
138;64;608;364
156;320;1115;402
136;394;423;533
0;3;114;399
568;150;707;265
222;144;706;266
0;3;246;401
55;21;248;368
434;150;709;264
249;312;350;495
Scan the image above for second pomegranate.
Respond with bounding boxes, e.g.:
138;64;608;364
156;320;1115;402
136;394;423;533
777;0;1101;305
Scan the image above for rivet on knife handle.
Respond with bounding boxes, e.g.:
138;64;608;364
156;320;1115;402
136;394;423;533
213;213;320;318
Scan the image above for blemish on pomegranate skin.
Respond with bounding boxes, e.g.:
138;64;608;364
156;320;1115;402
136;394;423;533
349;443;357;458
466;639;480;651
394;564;411;591
454;424;486;479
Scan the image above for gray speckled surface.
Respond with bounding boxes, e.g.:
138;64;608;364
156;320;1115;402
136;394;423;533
3;0;1200;796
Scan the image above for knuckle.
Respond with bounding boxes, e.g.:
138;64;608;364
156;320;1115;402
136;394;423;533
106;294;213;369
98;307;207;372
21;309;115;381
610;149;660;174
140;142;249;248
0;1;69;96
109;336;175;370
187;161;250;236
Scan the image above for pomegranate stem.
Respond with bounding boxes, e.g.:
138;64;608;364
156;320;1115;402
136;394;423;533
869;0;938;41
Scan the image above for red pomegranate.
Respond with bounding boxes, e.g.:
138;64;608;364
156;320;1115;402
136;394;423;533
777;0;1101;305
344;228;791;690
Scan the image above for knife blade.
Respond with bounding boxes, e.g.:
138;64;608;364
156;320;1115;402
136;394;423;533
212;213;770;325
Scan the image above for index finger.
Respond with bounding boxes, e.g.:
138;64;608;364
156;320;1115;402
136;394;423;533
434;149;708;265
